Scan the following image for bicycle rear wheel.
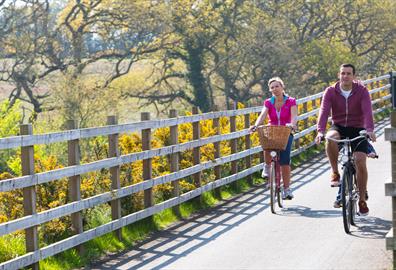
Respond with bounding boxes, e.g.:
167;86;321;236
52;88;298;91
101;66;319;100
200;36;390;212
277;187;283;208
341;169;353;234
269;162;276;214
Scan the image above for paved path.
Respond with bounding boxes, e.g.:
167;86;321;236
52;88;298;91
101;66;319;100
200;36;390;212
86;119;392;270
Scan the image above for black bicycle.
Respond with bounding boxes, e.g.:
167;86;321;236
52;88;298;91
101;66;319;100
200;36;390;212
325;130;369;234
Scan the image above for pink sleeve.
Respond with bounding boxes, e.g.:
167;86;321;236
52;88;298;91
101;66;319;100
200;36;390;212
289;98;297;106
264;99;270;108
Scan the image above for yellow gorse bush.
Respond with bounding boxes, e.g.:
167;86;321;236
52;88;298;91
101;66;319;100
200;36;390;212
0;100;339;245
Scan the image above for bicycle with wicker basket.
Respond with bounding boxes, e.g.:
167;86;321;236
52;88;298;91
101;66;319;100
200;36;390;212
257;125;292;214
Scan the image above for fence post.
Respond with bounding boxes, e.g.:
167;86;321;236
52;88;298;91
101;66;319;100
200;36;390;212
310;98;316;131
244;112;252;185
390;111;396;269
302;102;309;146
20;124;39;270
66;120;84;254
391;71;396;109
230;102;238;189
107;116;122;240
257;110;265;165
213;106;221;198
295;103;305;149
389;71;396;269
169;109;181;216
141;112;153;208
192;107;202;200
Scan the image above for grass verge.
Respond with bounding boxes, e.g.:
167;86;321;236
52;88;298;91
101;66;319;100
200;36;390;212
39;178;259;270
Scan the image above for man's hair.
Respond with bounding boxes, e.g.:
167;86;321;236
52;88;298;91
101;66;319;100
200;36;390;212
268;77;285;88
340;63;356;75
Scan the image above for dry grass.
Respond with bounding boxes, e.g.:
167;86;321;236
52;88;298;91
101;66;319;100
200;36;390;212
0;82;13;100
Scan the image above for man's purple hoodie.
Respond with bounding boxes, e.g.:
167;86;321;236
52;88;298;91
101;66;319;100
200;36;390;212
317;81;374;133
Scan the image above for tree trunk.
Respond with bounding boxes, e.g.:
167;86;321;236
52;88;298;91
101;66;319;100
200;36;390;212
186;42;211;113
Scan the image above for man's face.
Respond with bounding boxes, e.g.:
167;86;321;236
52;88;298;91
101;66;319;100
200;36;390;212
339;67;355;86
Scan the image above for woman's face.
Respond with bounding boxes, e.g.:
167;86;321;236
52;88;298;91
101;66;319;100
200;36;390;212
269;81;284;97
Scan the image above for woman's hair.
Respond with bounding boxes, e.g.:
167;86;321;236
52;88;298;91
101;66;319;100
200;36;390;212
268;77;285;88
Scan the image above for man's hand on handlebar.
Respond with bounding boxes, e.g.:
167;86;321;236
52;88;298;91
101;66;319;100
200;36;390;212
315;132;324;145
367;131;376;142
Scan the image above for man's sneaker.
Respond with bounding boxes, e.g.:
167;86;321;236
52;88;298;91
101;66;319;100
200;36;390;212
330;172;340;187
358;201;369;216
261;164;270;178
282;188;294;200
333;200;342;208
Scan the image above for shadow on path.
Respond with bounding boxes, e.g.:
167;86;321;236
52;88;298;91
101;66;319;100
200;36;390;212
277;205;340;219
85;117;391;270
86;153;336;270
351;216;392;239
86;188;269;269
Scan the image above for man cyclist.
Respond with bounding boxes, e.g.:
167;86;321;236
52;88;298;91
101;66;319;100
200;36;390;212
315;63;376;216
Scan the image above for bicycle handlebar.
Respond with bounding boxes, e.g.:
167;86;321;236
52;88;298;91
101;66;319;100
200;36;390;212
325;134;369;143
253;124;297;132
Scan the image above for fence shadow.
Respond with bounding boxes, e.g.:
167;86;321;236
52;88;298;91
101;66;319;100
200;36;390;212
276;205;340;219
351;216;392;239
85;117;391;270
85;187;270;270
84;153;335;270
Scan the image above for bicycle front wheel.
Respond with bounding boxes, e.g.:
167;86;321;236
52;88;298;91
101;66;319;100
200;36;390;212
276;162;283;208
350;174;359;226
269;162;276;214
341;168;353;234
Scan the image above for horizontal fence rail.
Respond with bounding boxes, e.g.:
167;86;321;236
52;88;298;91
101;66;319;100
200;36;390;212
0;73;392;270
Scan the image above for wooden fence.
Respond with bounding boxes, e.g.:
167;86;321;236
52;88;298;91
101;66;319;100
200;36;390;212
0;74;392;270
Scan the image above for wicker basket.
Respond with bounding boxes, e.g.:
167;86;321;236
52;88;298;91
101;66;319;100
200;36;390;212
257;125;291;151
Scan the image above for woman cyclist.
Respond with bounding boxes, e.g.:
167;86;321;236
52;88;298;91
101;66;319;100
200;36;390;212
249;77;298;200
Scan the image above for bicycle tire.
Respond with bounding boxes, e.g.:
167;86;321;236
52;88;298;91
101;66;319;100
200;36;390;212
276;162;283;208
277;187;283;208
350;174;358;226
269;162;276;214
341;168;352;234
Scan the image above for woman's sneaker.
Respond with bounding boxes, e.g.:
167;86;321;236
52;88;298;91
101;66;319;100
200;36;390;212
261;164;270;178
333;199;342;208
282;188;294;200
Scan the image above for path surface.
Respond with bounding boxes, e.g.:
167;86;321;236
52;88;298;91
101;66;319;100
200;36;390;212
85;119;392;270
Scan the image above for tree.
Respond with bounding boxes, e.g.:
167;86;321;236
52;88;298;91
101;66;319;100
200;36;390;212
0;0;169;122
338;0;396;74
127;0;219;113
0;1;57;119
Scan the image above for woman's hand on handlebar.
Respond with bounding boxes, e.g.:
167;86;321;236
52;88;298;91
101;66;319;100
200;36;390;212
249;125;257;133
285;123;297;131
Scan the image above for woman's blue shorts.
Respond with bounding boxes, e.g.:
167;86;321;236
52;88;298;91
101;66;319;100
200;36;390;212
279;134;294;165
